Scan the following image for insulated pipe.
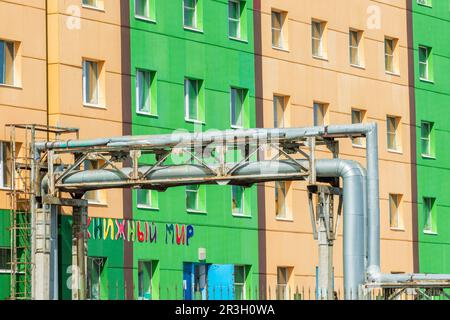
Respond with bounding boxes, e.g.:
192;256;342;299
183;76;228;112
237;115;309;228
43;158;366;299
36;123;380;273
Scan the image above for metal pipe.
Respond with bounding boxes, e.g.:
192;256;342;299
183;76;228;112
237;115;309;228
43;158;366;299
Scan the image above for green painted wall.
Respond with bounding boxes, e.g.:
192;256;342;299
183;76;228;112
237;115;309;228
413;1;450;273
59;215;125;300
0;210;10;300
129;0;259;299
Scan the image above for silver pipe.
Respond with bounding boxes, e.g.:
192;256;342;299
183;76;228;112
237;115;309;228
43;158;366;299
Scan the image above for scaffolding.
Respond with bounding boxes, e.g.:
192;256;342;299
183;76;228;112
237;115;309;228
6;124;79;300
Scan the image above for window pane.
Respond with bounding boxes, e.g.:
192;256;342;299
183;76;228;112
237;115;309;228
231;88;244;127
137;70;151;113
271;12;282;48
137;189;151;206
186;79;198;120
387;117;397;150
135;0;150;18
351;110;363;145
234;265;245;300
229;1;239;19
186;185;199;210
312;21;322;56
419;47;427;63
184;0;196;28
232;186;244;214
275;182;286;218
0;40;14;85
84;61;99;105
138;261;152;300
274;96;284;128
389;195;398;228
0;248;11;270
313;103;325;126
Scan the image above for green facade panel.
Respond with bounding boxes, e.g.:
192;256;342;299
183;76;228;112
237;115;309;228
412;1;450;273
128;0;259;299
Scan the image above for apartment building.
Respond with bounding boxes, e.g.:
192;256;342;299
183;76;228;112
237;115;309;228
256;0;415;296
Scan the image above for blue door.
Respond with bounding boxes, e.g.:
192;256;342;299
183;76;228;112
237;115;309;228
207;264;234;300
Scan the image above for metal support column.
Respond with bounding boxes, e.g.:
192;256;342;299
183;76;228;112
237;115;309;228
72;205;88;300
308;185;342;300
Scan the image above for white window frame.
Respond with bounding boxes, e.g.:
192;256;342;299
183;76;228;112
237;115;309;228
271;11;284;49
349;29;361;66
389;194;403;230
312;20;324;58
0;142;10;189
423;197;436;234
228;0;241;39
186;184;200;211
419;46;429;81
138;260;153;300
183;0;198;29
135;0;152;21
313;102;327;126
273;95;285;128
386;116;399;152
385;37;395;73
0;40;15;86
234;265;246;300
136;69;154;115
275;181;289;219
277;267;289;300
82;59;100;107
230;87;245;128
184;78;200;122
137;189;158;210
351;109;365;147
421;121;432;157
231;185;246;216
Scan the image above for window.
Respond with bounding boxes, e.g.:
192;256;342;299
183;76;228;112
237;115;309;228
232;186;245;215
87;257;106;300
423;197;436;234
313;102;327;126
0;40;14;86
277;267;289;300
234;265;246;300
389;194;403;230
271;11;285;49
138;260;153;300
0;248;11;271
419;46;431;81
83;60;99;106
385;37;397;73
135;0;155;20
417;0;432;7
229;0;241;39
273;95;286;128
186;185;206;212
386;116;400;151
275;181;288;219
185;78;203;122
137;189;158;209
349;29;362;66
312;20;326;58
184;0;198;29
82;0;103;9
231;88;246;128
421;121;433;157
136;69;157;115
82;0;98;7
0;142;11;188
351;109;365;147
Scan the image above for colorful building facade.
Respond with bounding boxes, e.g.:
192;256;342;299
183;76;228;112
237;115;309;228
0;0;449;300
411;1;450;274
